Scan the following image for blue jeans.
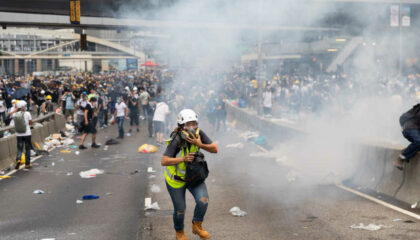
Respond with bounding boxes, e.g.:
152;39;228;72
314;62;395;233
117;117;124;138
98;110;104;127
166;181;209;231
402;129;420;161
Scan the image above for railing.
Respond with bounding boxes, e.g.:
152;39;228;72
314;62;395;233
0;112;57;133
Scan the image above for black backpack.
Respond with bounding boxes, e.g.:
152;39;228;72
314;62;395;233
399;104;420;127
169;130;209;187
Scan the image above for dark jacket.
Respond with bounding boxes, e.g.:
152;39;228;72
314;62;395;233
401;104;420;130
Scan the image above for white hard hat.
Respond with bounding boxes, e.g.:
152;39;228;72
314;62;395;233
133;86;138;91
17;100;27;109
41;90;45;94
125;86;130;90
177;109;198;125
11;99;16;104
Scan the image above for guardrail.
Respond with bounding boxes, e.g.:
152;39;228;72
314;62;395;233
225;101;420;206
0;113;66;170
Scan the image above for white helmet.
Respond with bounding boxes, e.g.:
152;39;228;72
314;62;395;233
133;86;138;91
17;100;27;109
177;109;198;125
125;86;130;90
41;90;45;94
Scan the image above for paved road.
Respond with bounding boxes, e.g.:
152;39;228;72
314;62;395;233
0;123;154;240
1;120;419;240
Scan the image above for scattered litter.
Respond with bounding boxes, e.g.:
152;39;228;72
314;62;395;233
0;176;11;179
229;206;247;217
147;167;156;173
144;202;160;210
149;175;156;179
33;189;45;194
51;162;55;167
393;218;402;222
70;145;77;149
226;143;244;149
138;144;158;153
0;170;5;175
75;151;80;155
286;170;297;182
82;195;100;200
239;131;259;141
34;123;43;129
79;169;104;178
404;220;415;223
59;158;65;162
130;170;139;175
105;138;119;145
66;172;73;176
145;197;152;207
104;145;109;151
127;133;131;137
76;200;83;204
151;184;161;193
106;192;113;196
30;150;37;157
350;223;388;231
63;139;75;146
68;233;77;236
51;133;62;140
293;233;299;236
254;136;267;146
411;202;419;209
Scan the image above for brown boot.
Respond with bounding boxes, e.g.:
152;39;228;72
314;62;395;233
176;230;188;240
192;221;210;239
394;156;404;170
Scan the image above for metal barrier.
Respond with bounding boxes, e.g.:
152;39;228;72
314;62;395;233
0;113;66;170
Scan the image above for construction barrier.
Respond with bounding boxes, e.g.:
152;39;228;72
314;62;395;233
0;113;66;170
225;102;420;206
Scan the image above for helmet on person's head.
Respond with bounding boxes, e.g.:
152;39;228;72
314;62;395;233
17;100;27;109
177;109;198;125
133;86;138;91
46;95;52;100
11;99;16;104
41;90;45;95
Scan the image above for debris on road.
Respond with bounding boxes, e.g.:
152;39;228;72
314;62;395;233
105;138;119;145
106;192;113;196
82;195;100;200
147;167;156;173
66;172;73;176
138;144;158;153
230;206;247;217
226;143;244;149
33;189;45;194
104;145;109;151
130;169;139;175
411;201;419;209
151;184;161;193
393;218;402;222
350;223;388;231
76;200;83;204
0;176;11;179
404;220;415;223
75;151;80;155
144;202;160;210
254;136;267;146
79;169;104;178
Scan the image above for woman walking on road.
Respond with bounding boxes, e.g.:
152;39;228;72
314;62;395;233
161;109;218;240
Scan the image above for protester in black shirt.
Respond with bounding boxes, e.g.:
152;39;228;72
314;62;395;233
79;97;100;150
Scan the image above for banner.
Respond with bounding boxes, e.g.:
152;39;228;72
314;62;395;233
401;5;411;27
390;5;399;27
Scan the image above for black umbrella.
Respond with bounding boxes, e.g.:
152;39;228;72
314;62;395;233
12;88;30;99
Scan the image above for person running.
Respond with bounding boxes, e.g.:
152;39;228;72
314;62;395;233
161;109;218;240
79;97;100;150
114;96;128;139
10;101;33;169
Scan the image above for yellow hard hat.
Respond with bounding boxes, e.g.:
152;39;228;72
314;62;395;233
46;95;52;100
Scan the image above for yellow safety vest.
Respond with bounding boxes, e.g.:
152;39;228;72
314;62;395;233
165;129;200;189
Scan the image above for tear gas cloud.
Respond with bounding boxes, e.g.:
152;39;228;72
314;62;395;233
116;0;418;185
